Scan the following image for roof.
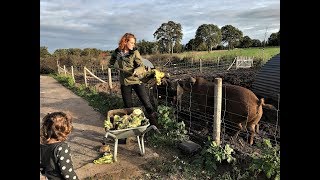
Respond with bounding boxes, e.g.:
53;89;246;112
252;53;280;101
142;58;154;68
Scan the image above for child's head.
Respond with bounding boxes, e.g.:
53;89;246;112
40;112;73;144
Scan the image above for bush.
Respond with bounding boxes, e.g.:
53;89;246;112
192;138;236;171
253;57;265;68
147;105;189;147
40;57;57;74
249;139;280;180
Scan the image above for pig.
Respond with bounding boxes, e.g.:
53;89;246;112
176;76;275;145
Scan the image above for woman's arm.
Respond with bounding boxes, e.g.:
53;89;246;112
108;50;118;68
133;50;146;77
134;50;143;67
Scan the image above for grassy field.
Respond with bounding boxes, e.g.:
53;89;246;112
183;47;278;60
145;47;280;62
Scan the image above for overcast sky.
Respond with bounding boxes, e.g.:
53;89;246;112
40;0;280;53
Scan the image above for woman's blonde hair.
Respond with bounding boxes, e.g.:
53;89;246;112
118;33;136;51
40;112;73;144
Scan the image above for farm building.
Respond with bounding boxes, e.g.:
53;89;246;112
252;53;280;102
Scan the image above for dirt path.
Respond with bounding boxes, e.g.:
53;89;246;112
40;75;160;179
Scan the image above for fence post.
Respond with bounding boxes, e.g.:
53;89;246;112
102;65;104;71
235;57;239;69
71;66;75;83
252;56;255;67
250;57;253;67
199;59;202;73
108;68;113;89
84;66;87;87
63;65;67;75
213;78;222;145
57;63;60;74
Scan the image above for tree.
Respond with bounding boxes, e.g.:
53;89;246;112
136;40;159;55
185;38;196;51
267;30;280;46
240;36;252;48
137;40;148;55
153;21;183;54
221;25;243;50
156;39;169;53
194;24;222;52
53;49;68;59
53;49;68;66
267;33;278;46
277;30;280;45
40;46;51;58
81;48;101;57
67;48;82;57
196;42;208;51
81;48;90;56
251;39;262;47
173;42;183;53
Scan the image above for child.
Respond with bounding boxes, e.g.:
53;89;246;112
40;112;79;180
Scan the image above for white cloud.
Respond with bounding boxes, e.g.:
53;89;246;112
40;0;280;53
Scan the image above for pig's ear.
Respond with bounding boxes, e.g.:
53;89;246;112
189;76;196;84
161;77;169;86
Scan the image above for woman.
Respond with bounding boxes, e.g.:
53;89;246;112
108;33;157;126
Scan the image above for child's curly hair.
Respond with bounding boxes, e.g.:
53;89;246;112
40;112;73;144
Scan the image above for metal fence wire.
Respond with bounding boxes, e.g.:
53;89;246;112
56;59;280;152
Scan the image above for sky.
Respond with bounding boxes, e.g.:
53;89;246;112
40;0;280;53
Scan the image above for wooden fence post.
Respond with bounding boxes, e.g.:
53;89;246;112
108;68;113;89
57;63;60;74
63;65;67;75
213;78;222;145
199;59;202;73
84;66;87;87
235;57;239;69
71;66;75;83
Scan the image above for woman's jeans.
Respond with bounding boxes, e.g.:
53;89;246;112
120;83;154;114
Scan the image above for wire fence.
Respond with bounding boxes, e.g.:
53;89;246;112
151;84;280;155
58;56;257;87
56;57;279;153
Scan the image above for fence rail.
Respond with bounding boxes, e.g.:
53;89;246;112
57;56;256;87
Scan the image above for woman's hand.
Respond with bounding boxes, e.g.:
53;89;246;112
133;67;146;78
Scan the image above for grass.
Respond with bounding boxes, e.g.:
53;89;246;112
145;47;280;63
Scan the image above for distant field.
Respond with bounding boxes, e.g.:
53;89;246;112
145;47;280;62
